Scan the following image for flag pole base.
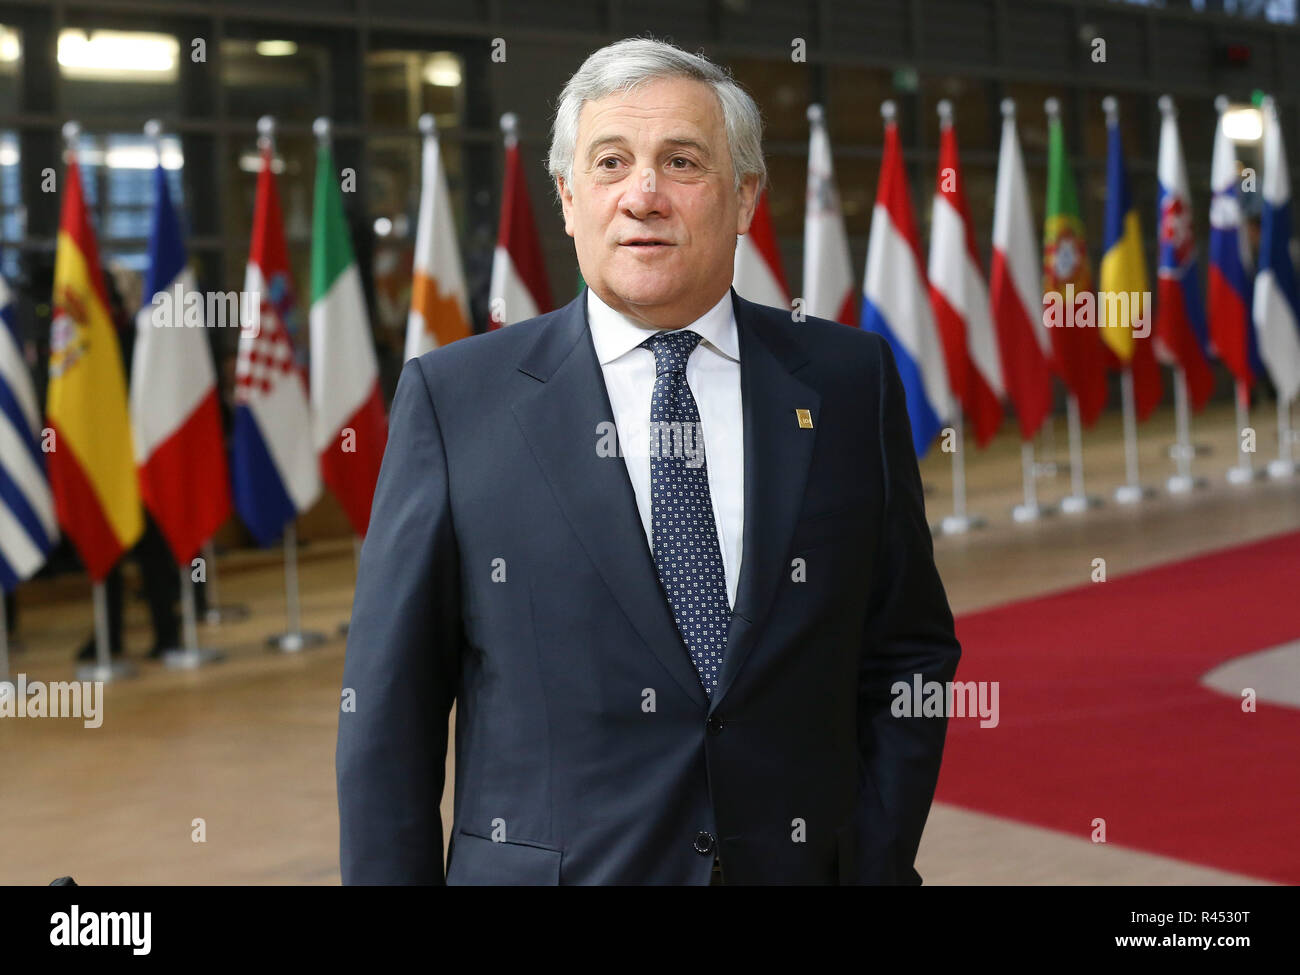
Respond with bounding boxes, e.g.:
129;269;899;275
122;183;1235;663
1113;483;1154;505
935;513;988;535
1267;459;1297;480
1166;473;1207;495
266;630;328;654
1011;502;1056;523
1226;464;1263;485
76;659;137;683
204;604;251;626
1059;493;1102;514
160;647;227;670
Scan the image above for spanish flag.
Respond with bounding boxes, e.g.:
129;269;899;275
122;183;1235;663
46;155;142;581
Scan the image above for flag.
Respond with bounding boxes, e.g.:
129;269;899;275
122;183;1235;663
861;102;951;457
990;99;1053;442
1043;102;1109;427
131;163;231;566
927;105;1003;447
733;189;790;309
232;143;321;546
1099;101;1163;421
1251;96;1300;403
46;155;142;581
803;104;855;325
1209;96;1261;392
489;114;552;328
1154;96;1215;413
311;139;388;538
0;275;57;591
405;115;471;361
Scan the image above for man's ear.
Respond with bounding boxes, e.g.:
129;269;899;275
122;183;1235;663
557;175;576;238
735;173;761;236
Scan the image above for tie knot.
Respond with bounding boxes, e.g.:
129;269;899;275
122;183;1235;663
640;328;703;377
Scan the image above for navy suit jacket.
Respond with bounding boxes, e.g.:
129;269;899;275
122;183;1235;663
336;287;961;884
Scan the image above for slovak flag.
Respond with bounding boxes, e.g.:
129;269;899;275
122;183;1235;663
1251;95;1300;404
990;99;1053;442
1154;96;1215;412
130;163;232;566
489;113;552;328
927;101;1003;447
1209;95;1261;392
803;104;855;325
232;142;322;546
861;101;951;456
732;189;790;309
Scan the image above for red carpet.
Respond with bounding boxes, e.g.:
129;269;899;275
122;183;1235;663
937;529;1300;883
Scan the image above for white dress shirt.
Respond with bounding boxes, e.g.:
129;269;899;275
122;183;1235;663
586;286;744;610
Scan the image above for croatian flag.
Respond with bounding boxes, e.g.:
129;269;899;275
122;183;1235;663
1154;96;1215;412
990;99;1053;442
927;101;1003;448
1253;95;1300;404
1209;96;1261;392
232;142;322;546
861;101;951;456
0;275;57;591
733;189;790;309
130;163;232;565
803;104;855;325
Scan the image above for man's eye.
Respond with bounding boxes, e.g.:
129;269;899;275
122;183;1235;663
669;157;693;169
598;157;621;169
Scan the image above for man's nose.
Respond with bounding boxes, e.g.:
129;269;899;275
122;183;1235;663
619;168;671;220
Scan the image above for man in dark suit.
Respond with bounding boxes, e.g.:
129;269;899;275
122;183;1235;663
337;37;961;885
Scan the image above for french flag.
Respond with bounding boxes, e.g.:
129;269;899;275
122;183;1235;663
232;142;322;546
861;101;951;456
1154;96;1215;412
130;162;232;565
1208;95;1262;392
732;189;790;309
927;101;1003;448
1253;95;1300;405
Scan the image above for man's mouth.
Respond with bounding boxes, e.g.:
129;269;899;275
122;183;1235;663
620;239;674;248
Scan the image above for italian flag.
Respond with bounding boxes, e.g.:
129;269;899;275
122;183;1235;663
309;139;388;538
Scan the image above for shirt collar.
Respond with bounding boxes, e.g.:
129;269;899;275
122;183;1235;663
586;285;739;366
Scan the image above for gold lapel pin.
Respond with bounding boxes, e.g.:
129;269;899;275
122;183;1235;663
796;408;813;429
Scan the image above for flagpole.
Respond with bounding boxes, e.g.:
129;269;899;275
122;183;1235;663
1059;393;1099;513
1166;365;1206;493
1226;380;1259;484
1268;394;1297;479
200;540;248;624
1012;441;1051;522
1113;365;1147;503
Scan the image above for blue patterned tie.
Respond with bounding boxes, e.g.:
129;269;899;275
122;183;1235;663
639;328;730;697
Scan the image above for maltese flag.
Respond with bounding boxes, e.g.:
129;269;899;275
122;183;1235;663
1252;95;1300;404
733;190;790;309
927;102;1003;448
861;101;951;456
803;104;855;325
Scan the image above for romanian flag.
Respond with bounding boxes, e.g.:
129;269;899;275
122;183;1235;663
1099;102;1163;421
1043;103;1109;427
46;155;143;581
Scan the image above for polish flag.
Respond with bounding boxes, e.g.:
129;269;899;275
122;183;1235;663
927;101;1003;448
489;113;552;328
861;101;951;457
732;190;790;309
803;104;855;325
989;99;1053;442
131;159;231;566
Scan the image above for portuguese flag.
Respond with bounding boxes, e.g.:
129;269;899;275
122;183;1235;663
1043;110;1109;427
46;155;143;581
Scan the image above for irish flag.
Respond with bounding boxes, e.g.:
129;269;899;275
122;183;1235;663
405;113;471;360
46;151;142;581
310;132;387;538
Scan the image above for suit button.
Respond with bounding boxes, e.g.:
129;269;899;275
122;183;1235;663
706;716;725;735
692;831;716;856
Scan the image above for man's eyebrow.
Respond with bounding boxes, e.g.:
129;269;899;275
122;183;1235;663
583;134;714;161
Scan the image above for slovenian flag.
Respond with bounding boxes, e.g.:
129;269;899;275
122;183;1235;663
489;113;552;328
232;142;321;546
733;190;790;309
927;102;1003;447
131;162;232;566
0;274;57;591
1154;96;1215;412
1251;95;1300;404
803;104;855;325
1209;96;1262;392
46;153;142;580
310;135;387;538
861;101;951;456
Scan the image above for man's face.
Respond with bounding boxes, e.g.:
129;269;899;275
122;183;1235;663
558;76;760;328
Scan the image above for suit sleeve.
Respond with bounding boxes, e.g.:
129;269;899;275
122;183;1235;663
336;357;463;884
854;337;962;885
